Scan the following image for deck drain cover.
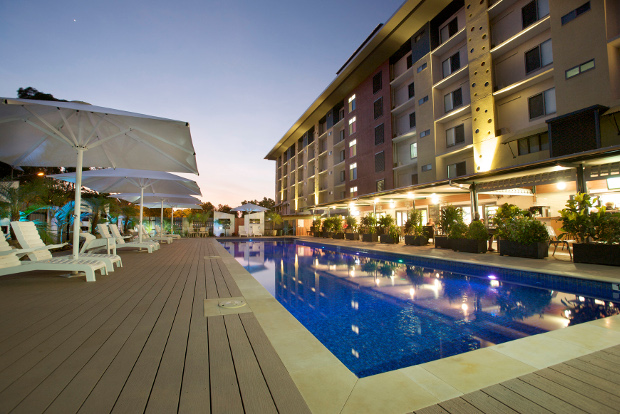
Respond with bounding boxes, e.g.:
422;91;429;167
218;299;246;309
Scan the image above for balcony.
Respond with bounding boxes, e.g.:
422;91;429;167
431;26;466;57
433;64;469;91
490;15;550;59
435;104;471;125
493;68;554;100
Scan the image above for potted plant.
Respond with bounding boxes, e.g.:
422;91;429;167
435;205;463;249
404;210;427;246
451;220;489;253
264;211;282;236
321;217;334;238
377;214;394;235
332;217;345;239
379;224;401;244
312;218;322;237
495;203;549;259
344;216;359;240
560;193;620;266
360;214;378;242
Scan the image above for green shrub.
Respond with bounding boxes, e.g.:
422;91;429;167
360;214;377;234
440;205;464;236
404;210;423;235
378;214;395;231
467;220;489;241
448;222;468;239
345;216;357;232
387;224;401;241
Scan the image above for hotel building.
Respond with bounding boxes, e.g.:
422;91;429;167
266;0;620;232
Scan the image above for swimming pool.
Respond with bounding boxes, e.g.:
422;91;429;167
220;239;620;377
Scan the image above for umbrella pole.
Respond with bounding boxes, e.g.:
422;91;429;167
171;207;174;235
139;187;144;243
161;200;164;235
72;148;84;261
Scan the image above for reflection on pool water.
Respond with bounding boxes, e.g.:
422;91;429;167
220;240;620;377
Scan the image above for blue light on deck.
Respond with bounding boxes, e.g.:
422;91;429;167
488;275;497;279
398;259;403;263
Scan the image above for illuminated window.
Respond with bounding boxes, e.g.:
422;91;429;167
410;142;417;159
348;116;357;135
566;59;594;79
350;186;358;197
349;139;357;157
376;179;385;192
348;94;356;112
350;163;357;180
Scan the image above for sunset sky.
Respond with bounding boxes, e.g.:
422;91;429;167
0;0;404;206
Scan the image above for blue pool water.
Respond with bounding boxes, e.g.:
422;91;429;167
220;239;620;377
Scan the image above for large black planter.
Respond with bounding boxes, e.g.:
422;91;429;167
499;240;548;259
345;233;360;240
362;233;378;242
332;232;345;239
434;236;453;249
573;243;620;266
313;230;321;237
452;238;487;253
404;235;428;246
379;234;399;244
322;231;333;238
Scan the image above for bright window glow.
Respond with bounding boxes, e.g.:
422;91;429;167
348;95;356;112
348;116;357;135
607;177;620;190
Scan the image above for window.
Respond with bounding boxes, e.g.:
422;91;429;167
349;116;357;135
410;142;417;159
339;170;346;183
528;88;555;119
412;174;419;184
350;186;358;197
444;88;463;113
348;94;356;112
406;55;413;69
440;17;458;43
522;0;549;29
375;151;385;172
420;129;431;138
372;72;382;94
350;163;357;180
421;164;432;172
375;124;384;145
447;161;467;178
408;82;415;99
525;39;552;74
442;52;461;78
517;132;549;155
349;139;357;157
418;95;428;105
562;1;590;25
417;62;427;73
409;112;416;129
339;129;345;142
376;179;385;192
338;149;345;163
566;59;594;79
374;97;383;119
446;124;465;147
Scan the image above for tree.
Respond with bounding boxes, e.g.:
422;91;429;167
17;87;67;102
200;201;215;212
217;204;232;213
82;195;112;235
240;197;275;210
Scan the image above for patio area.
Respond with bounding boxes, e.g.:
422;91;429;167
0;236;619;413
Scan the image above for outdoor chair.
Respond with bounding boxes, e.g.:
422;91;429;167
100;224;158;253
138;225;172;244
0;228;107;282
546;225;573;260
199;227;207;238
187;228;197;238
239;227;248;237
12;221;121;273
80;232;117;255
155;225;181;239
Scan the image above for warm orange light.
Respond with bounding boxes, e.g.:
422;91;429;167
37;172;44;176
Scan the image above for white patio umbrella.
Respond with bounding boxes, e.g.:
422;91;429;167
113;193;201;235
231;203;269;235
0;97;198;260
48;169;201;243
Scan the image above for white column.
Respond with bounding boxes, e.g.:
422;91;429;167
72;148;84;260
139;187;144;243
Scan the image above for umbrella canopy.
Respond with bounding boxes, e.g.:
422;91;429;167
231;203;269;213
49;169;201;243
0;97;199;261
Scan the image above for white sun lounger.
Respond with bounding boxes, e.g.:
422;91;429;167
138;225;172;244
80;232;117;255
101;224;158;253
0;229;107;282
11;221;122;273
155;225;181;239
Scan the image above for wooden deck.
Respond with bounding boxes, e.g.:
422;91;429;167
0;238;310;414
413;345;620;414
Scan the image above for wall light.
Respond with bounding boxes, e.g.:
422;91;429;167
430;193;440;204
389;199;395;208
556;181;567;191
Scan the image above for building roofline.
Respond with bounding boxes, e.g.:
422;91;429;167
264;0;451;160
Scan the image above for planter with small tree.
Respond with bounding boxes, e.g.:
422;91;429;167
312;218;322;237
451;220;489;253
495;203;550;259
378;214;397;243
360;214;378;242
264;211;282;236
560;193;620;266
404;210;427;246
344;216;359;240
321;217;334;238
435;205;463;249
331;217;345;239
